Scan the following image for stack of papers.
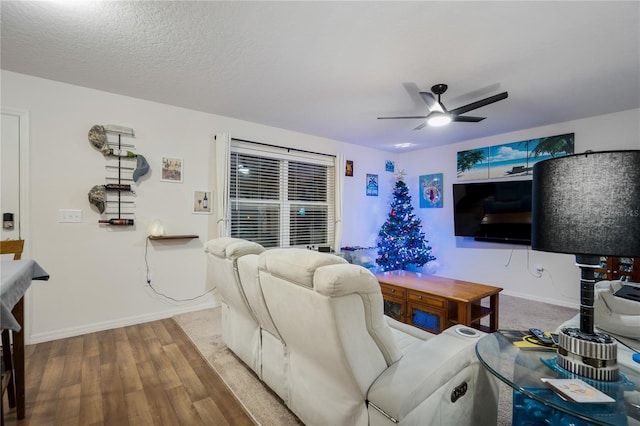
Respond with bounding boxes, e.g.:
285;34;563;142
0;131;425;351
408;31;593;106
540;378;615;403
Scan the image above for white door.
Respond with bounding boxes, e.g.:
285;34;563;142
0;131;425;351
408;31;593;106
1;109;28;243
1;111;21;240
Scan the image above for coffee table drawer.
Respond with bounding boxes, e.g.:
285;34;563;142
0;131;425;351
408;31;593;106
408;291;445;309
380;283;406;299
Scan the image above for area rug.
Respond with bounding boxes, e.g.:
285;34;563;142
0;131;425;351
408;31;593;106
174;294;578;425
173;307;302;426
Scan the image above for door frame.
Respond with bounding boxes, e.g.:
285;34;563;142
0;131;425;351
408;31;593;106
2;107;32;341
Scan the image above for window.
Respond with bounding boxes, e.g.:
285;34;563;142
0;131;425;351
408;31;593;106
230;141;335;248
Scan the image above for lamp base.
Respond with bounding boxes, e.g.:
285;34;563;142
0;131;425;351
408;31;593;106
556;327;618;381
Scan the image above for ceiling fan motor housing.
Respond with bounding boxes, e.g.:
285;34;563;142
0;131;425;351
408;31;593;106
431;84;448;96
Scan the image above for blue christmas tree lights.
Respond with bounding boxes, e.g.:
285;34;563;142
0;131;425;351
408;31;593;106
376;172;436;271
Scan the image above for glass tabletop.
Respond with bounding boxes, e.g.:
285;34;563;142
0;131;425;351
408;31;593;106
475;331;640;426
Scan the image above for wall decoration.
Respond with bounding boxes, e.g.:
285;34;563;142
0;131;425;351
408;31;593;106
488;141;529;179
161;157;183;183
457;147;489;181
457;133;574;181
527;133;574;168
87;124;144;227
419;173;443;208
193;190;212;214
385;160;395;172
366;174;378;196
345;160;354;177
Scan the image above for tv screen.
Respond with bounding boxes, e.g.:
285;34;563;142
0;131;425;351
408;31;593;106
453;180;532;245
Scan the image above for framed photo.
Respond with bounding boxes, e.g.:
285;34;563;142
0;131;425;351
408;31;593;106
193;190;212;214
385;160;395;172
161;157;183;183
419;173;443;208
345;160;354;177
366;174;378;196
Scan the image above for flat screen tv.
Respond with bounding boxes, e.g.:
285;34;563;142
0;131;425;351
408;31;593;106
453;180;532;245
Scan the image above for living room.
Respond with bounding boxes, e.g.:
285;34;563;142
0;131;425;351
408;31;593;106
1;1;639;350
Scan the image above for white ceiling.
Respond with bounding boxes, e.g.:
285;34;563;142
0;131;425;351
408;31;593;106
2;1;639;152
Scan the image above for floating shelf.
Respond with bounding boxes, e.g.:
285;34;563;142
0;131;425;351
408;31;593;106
148;234;199;240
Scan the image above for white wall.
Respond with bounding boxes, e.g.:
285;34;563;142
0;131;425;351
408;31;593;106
399;108;640;307
1;71;391;343
3;69;637;342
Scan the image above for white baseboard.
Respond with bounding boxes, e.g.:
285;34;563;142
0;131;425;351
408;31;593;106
501;289;579;309
28;301;220;344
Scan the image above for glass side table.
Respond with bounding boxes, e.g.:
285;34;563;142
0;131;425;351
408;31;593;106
475;332;640;426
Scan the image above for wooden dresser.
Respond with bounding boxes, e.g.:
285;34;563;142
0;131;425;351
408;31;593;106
376;270;503;334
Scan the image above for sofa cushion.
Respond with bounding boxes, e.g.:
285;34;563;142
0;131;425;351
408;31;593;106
314;263;380;296
204;237;264;259
259;248;347;288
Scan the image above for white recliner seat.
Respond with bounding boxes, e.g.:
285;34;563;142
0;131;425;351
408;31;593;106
236;252;289;402
204;237;264;374
559;280;640;348
257;247;498;426
593;280;640;340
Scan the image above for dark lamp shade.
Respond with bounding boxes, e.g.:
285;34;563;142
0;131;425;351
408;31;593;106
532;150;640;257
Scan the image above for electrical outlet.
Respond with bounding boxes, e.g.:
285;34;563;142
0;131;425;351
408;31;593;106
58;209;82;223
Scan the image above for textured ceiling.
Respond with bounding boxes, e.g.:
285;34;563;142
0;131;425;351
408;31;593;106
2;1;639;152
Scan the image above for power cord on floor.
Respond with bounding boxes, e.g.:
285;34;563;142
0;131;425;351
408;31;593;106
144;237;214;302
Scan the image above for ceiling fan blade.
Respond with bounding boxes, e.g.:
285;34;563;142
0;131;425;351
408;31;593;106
413;121;427;130
452;116;486;123
377;116;428;120
449;92;508;116
419;92;438;110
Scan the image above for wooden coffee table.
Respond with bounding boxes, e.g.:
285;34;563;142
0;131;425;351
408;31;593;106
376;270;502;334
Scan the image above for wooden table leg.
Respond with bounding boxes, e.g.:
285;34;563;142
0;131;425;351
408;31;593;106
12;297;25;420
489;293;499;332
458;301;471;327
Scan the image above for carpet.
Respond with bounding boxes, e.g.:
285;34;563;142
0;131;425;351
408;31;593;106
173;294;578;425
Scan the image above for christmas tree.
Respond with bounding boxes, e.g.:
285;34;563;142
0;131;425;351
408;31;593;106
376;171;436;271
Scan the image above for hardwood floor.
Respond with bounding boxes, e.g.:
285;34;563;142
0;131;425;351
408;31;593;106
2;318;256;426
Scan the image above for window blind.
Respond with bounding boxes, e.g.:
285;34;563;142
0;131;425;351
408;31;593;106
229;141;335;248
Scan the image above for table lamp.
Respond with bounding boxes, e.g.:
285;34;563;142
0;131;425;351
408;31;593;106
531;150;640;382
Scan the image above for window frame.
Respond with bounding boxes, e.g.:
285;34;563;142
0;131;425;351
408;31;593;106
229;140;335;248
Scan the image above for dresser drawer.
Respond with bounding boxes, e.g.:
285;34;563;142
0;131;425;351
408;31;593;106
408;291;445;309
380;283;406;299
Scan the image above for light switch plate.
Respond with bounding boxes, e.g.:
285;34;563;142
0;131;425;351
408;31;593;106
58;209;82;223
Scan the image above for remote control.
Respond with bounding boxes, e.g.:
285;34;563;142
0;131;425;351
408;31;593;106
529;328;554;345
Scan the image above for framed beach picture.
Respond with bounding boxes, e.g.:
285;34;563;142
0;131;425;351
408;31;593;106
419;173;443;208
193;190;212;214
488;141;529;179
457;148;489;181
161;157;183;183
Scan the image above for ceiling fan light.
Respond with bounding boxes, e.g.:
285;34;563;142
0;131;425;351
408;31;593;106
427;113;452;127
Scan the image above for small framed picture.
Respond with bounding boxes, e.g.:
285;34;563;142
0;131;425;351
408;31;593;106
385;160;395;172
419;173;443;208
193;190;212;214
366;174;378;196
346;160;354;177
161;157;183;183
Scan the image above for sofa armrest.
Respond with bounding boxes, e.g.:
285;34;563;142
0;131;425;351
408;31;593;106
384;315;434;341
367;326;485;422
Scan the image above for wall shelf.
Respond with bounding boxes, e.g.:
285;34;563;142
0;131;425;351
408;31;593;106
148;234;199;241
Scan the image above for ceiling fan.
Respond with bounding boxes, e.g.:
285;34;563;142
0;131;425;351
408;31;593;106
378;83;508;129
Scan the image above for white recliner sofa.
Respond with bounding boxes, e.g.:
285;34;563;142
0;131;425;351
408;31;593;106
205;238;499;425
204;237;265;373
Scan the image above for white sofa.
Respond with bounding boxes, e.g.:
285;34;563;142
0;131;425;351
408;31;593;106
559;280;640;349
205;238;499;426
